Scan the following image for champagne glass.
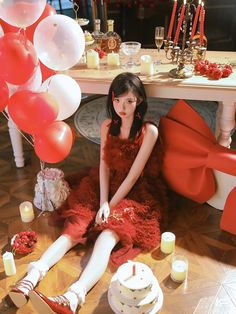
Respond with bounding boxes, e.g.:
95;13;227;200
155;26;164;64
120;41;141;68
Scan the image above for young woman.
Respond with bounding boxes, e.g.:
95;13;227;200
9;72;168;314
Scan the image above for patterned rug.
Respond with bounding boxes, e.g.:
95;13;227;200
74;97;218;144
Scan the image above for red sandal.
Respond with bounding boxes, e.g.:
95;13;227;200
29;290;74;314
9;279;34;308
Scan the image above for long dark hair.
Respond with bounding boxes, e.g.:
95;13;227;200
106;72;148;140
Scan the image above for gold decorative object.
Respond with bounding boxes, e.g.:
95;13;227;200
164;0;207;79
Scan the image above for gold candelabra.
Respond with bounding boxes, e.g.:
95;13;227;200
164;0;206;79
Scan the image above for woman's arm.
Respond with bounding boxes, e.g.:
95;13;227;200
109;123;158;208
99;119;111;207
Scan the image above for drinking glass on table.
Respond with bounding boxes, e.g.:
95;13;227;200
155;26;164;64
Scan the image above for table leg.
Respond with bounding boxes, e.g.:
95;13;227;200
8;117;25;168
217;101;236;147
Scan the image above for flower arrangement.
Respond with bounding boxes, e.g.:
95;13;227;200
11;230;37;255
194;60;233;80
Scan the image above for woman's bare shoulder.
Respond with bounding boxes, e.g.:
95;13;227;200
100;119;112;136
101;118;112;128
144;122;159;137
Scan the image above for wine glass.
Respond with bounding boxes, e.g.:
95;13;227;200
155;26;164;64
120;41;141;68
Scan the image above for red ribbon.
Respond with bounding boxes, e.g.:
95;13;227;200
220;187;236;235
159;99;236;203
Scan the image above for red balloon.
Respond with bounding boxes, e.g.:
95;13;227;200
40;61;56;82
34;121;74;163
0;32;38;85
25;4;56;42
0;80;9;112
8;90;58;134
0;18;19;33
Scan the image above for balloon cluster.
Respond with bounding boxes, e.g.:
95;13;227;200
0;0;85;163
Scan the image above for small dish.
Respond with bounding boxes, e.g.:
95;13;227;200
77;18;89;26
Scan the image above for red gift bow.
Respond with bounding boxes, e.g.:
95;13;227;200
220;187;236;235
159;99;236;203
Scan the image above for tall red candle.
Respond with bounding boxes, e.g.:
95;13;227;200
199;3;205;45
167;0;178;39
173;0;186;45
190;0;201;40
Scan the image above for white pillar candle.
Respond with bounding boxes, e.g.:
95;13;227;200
140;55;154;75
19;201;35;223
3;251;16;276
107;52;120;67
160;232;175;254
87;49;99;69
171;255;188;283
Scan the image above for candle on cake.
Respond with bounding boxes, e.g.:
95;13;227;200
3;251;16;276
107;52;120;67
160;232;175;254
87;49;99;69
19;201;35;223
118;261;154;290
140;55;154;76
171;255;188;283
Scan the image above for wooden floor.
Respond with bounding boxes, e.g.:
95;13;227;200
0;109;236;314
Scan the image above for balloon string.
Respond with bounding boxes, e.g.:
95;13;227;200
1;111;34;147
45;77;52;93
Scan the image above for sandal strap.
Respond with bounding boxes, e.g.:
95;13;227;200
14;279;34;292
52;295;70;307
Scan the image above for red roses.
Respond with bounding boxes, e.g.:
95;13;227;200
11;230;37;255
194;60;233;80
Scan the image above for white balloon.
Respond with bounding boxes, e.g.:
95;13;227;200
40;74;81;120
7;65;42;97
0;25;4;37
34;14;85;71
0;0;46;28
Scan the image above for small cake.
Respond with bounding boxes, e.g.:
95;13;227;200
108;261;163;314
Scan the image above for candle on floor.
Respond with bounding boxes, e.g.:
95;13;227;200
160;232;175;254
3;251;16;276
171;255;188;283
87;49;99;69
19;201;35;223
107;52;120;67
140;55;154;76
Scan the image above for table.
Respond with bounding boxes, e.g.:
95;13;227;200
65;49;236;147
11;49;236;167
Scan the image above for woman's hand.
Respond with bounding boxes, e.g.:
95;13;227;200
95;202;110;225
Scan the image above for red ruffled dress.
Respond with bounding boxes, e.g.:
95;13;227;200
55;123;168;268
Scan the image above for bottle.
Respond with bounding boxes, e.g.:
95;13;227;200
91;19;104;49
100;19;121;53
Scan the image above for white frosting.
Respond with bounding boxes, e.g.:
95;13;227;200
108;262;163;314
117;261;153;291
